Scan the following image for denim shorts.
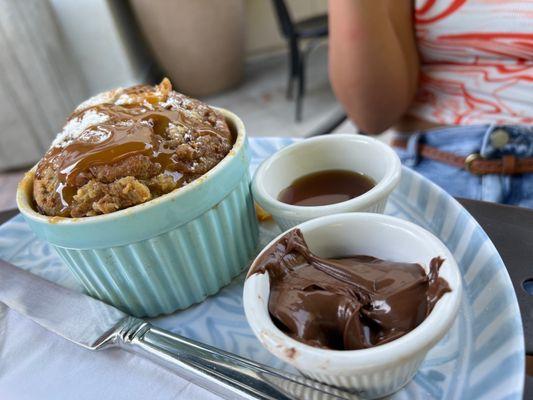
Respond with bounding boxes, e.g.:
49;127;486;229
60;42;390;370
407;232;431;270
394;124;533;208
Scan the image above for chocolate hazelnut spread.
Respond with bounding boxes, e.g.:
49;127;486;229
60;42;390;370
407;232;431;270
33;79;233;217
249;229;451;350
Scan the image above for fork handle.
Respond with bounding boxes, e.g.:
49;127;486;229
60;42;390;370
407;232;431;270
112;317;358;400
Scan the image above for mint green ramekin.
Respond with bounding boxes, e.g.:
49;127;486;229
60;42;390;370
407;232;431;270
16;109;258;317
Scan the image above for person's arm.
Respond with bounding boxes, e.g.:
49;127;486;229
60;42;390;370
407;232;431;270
328;0;419;134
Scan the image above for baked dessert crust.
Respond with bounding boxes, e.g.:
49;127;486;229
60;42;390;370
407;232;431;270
34;79;233;218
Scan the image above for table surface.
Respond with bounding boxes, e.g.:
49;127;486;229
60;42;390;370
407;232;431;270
1;200;532;399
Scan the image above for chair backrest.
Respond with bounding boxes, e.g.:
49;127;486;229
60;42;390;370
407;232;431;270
271;0;295;38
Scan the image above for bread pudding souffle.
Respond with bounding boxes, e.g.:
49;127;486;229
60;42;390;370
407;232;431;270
34;78;233;217
17;79;257;317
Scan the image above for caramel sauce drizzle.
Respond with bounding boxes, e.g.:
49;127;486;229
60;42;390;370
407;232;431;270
37;81;218;214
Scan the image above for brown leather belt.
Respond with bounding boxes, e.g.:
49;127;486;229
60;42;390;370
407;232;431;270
391;137;533;175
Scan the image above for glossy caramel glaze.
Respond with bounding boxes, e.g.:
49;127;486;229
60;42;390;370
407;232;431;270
33;79;233;217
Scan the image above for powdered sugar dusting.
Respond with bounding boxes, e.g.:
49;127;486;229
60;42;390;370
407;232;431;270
160;97;177;110
162;95;202;122
78;128;111;144
115;93;135;106
49;79;216;150
75;88;123;112
52;110;110;148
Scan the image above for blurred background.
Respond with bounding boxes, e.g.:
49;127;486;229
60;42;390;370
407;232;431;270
0;0;365;211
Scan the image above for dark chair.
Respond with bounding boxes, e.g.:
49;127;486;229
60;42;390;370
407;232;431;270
271;0;328;121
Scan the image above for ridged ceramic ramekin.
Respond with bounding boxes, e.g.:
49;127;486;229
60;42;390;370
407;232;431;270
17;108;258;318
243;213;462;399
251;134;401;231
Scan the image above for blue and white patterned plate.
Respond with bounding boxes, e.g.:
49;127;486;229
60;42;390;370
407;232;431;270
0;137;524;399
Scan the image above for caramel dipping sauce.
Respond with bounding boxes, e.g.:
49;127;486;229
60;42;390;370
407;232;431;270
277;170;375;207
